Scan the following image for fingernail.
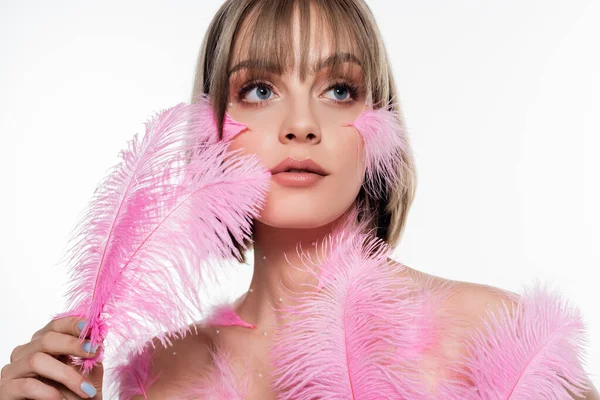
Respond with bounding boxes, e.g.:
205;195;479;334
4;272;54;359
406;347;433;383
80;381;97;397
77;320;86;332
82;341;98;353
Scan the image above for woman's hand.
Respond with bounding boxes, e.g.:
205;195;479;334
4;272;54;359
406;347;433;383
0;316;103;399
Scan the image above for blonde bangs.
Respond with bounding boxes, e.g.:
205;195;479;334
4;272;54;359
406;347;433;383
227;0;378;97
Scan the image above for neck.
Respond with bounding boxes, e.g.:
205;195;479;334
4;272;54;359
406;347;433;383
235;211;353;331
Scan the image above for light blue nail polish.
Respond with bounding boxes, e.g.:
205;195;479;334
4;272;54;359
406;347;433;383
82;341;97;353
77;320;86;332
80;381;97;398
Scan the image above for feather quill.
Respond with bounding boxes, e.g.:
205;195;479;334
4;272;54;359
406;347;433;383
53;96;270;373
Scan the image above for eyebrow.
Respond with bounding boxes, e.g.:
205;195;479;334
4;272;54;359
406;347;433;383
227;52;361;78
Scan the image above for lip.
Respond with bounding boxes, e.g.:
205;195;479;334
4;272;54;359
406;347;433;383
271;171;326;187
270;157;329;176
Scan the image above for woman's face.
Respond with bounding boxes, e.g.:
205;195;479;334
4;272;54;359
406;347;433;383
225;12;369;229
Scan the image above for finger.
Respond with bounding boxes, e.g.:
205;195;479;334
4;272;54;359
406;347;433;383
0;377;64;400
40;376;85;400
32;316;87;341
10;331;100;364
53;383;79;400
3;352;97;398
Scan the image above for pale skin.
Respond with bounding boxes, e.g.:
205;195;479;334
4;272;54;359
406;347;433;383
2;5;598;400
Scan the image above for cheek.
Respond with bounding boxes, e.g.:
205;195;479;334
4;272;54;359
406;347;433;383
332;135;366;195
225;132;270;167
225;134;251;154
335;130;367;183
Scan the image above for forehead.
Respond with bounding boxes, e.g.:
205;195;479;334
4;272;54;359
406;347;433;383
228;1;362;80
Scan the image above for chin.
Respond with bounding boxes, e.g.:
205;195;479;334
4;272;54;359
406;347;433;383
257;207;336;229
256;198;354;229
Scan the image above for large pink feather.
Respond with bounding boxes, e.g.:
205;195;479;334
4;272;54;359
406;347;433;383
53;96;270;373
269;224;437;399
455;284;590;399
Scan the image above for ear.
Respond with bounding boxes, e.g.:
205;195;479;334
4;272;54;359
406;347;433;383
342;108;407;199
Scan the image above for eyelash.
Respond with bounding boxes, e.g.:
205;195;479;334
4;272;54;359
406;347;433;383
234;78;361;108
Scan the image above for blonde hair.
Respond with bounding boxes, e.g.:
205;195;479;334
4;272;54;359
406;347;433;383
189;0;417;263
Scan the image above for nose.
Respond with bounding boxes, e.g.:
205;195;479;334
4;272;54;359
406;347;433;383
278;100;322;145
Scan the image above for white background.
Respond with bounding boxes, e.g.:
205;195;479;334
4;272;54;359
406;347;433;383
1;0;598;387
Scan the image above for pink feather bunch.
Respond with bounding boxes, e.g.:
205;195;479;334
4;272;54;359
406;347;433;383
109;225;592;399
53;95;270;373
269;245;591;400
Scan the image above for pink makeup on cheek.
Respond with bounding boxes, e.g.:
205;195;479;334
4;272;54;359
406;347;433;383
342;108;407;199
188;95;248;143
222;112;248;142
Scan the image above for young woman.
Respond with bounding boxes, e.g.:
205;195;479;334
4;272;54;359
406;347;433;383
1;0;597;399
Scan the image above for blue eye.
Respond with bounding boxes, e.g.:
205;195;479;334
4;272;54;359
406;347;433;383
325;85;350;101
240;83;274;102
235;79;360;108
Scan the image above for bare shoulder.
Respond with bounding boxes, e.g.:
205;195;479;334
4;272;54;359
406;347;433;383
390;259;518;323
127;323;216;399
390;261;600;399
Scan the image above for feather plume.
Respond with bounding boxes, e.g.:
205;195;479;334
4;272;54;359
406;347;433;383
269;223;438;399
342;101;409;199
108;342;160;400
111;301;257;399
178;343;251;400
53;96;270;373
222;112;248;142
456;284;590;399
205;302;257;329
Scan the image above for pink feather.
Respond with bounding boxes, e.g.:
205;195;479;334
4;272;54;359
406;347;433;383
269;224;437;399
112;302;256;399
342;102;409;199
177;343;251;400
108;342;160;400
455;284;590;399
53;96;270;373
222;112;248;142
205;302;257;329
